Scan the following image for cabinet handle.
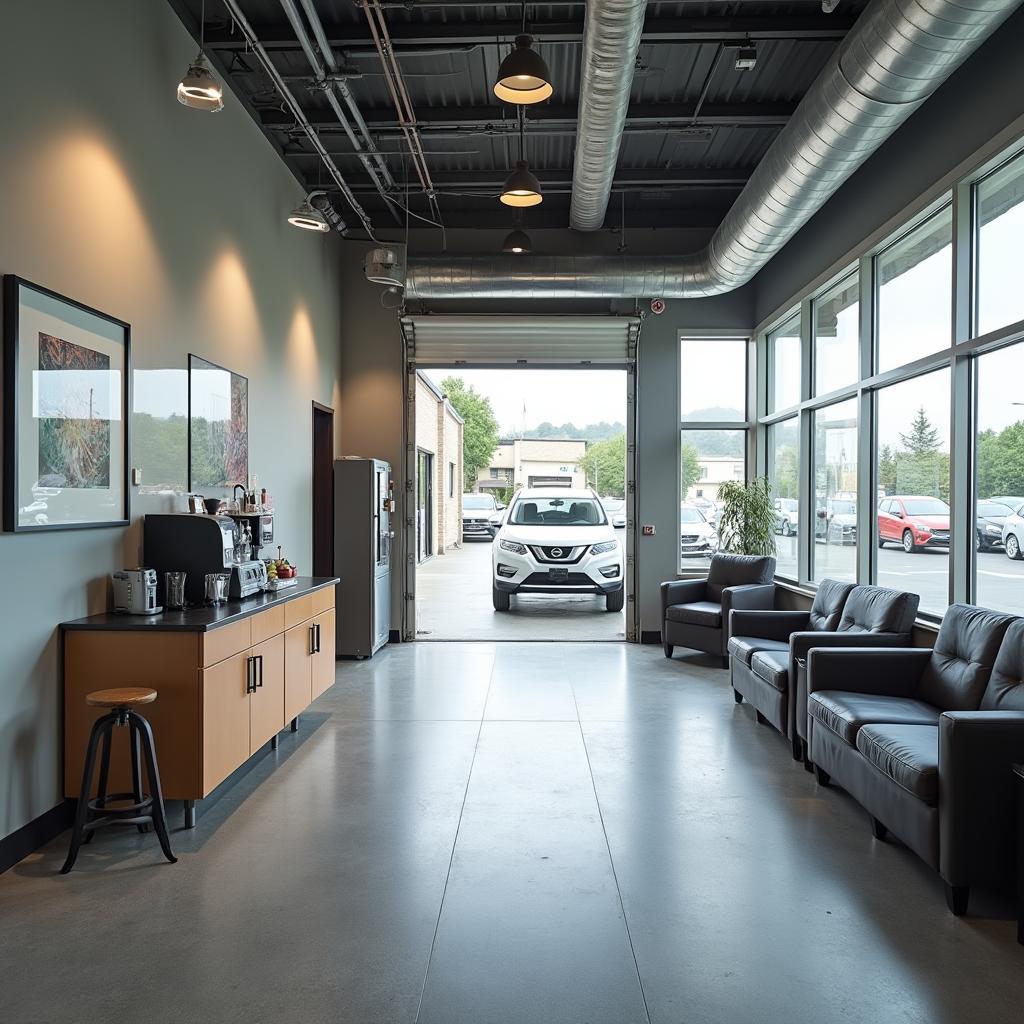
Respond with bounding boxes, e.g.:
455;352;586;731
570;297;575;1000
309;623;317;656
256;654;264;688
246;655;256;694
315;622;322;654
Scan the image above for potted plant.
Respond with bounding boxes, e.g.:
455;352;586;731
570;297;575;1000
716;477;777;557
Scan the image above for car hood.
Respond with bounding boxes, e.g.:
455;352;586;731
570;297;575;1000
912;514;950;530
830;513;856;526
500;524;614;546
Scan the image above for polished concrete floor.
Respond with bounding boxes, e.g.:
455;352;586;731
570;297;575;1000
416;539;625;640
2;642;1023;1023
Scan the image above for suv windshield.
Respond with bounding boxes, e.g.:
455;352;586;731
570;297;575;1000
463;495;496;510
903;498;949;515
830;500;855;515
680;507;706;524
978;501;1012;517
510;497;607;526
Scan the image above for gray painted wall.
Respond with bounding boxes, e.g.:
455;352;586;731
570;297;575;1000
0;1;343;841
753;6;1024;324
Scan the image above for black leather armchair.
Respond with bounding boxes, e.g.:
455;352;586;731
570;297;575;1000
805;604;1021;914
661;553;775;667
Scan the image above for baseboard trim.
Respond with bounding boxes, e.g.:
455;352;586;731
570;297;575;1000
641;630;662;645
0;800;73;875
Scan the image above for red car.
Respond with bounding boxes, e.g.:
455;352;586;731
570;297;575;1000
877;496;950;552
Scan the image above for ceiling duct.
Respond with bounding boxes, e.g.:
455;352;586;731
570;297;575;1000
404;0;1022;300
569;0;647;232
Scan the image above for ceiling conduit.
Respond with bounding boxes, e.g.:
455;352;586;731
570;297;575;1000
405;0;1022;300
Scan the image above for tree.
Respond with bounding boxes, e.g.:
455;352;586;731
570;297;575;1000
773;444;798;499
899;407;940;456
895;407;945;498
878;444;897;495
581;434;626;496
681;442;700;497
441;377;501;490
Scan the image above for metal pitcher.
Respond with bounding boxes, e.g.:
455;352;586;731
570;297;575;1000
165;572;188;609
204;572;230;605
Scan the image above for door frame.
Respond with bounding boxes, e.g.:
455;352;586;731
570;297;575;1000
416;447;435;563
311;402;334;578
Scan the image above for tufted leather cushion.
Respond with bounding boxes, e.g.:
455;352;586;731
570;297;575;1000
837;585;919;635
728;635;789;666
705;553;776;602
916;604;1015;711
808;691;941;745
750;650;789;692
978;616;1024;711
856;724;939;805
808;579;856;632
665;601;721;628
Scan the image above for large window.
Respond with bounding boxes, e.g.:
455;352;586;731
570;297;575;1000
769;418;799;579
875;369;951;615
814;273;859;395
976;152;1024;336
680;429;746;570
876;208;952;373
681;338;746;422
767;313;801;413
975;343;1024;614
811;400;858;583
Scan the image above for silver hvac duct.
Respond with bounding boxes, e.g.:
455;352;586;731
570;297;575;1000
406;0;1022;300
569;0;646;231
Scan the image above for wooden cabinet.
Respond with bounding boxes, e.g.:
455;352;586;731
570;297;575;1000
312;611;336;698
284;621;314;723
249;632;285;753
201;651;251;796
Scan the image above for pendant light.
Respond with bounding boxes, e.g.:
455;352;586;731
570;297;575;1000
287;196;330;232
177;0;224;112
500;110;543;208
502;216;532;254
493;4;553;105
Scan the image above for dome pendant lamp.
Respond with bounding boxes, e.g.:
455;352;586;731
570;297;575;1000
177;0;224;112
502;213;532;254
500;111;543;208
493;4;553;105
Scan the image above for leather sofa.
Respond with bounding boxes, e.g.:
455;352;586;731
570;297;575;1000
661;554;776;667
805;604;1023;914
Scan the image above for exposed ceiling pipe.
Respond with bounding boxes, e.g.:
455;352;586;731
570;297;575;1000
569;0;647;232
406;0;1023;300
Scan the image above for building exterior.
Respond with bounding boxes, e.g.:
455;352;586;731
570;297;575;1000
415;373;464;561
686;456;745;501
476;438;588;494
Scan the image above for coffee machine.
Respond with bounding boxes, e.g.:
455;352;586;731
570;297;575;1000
226;511;274;559
144;513;236;605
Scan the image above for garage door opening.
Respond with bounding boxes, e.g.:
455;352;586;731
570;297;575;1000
411;366;630;641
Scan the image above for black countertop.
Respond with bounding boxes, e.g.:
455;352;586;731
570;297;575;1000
61;577;340;633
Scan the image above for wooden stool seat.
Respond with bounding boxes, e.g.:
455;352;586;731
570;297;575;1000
86;687;157;708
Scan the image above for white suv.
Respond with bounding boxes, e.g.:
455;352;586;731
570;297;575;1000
492;488;624;612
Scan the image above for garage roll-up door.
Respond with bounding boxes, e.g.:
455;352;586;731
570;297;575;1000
401;315;640;367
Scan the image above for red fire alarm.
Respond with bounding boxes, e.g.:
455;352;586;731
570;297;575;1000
642;524;656;537
650;298;666;315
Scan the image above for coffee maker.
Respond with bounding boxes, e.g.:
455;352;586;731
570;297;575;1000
144;513;236;605
226;511;274;559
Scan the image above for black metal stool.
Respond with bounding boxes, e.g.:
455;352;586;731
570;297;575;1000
61;687;177;873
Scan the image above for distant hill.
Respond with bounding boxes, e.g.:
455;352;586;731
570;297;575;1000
516;420;626;442
682;406;745;422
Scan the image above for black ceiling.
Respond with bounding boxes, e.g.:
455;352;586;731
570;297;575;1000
168;1;868;236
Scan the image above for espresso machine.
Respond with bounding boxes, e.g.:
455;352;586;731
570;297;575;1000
226;511;274;559
144;513;238;605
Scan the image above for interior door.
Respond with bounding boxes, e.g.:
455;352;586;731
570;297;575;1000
249;633;285;753
312;403;334;577
417;449;433;562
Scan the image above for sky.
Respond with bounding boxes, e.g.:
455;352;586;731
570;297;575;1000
421;368;628;436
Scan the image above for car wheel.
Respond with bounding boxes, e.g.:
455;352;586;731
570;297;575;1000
606;588;625;613
492;586;511;611
1006;534;1022;561
877;534;886;549
902;529;917;554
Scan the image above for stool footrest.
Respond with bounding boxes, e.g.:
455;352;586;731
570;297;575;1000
86;792;153;819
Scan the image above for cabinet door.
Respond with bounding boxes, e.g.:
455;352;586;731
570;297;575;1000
201;651;252;796
312;611;337;699
284;621;314;723
250;632;285;754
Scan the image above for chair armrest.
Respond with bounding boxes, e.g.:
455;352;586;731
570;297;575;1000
805;647;930;697
728;609;810;642
661;579;706;613
791;630;913;663
722;583;775;615
939;712;1024;887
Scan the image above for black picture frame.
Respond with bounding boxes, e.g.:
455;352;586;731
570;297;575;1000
187;353;249;491
3;275;131;533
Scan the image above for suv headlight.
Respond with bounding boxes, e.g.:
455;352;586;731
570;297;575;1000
591;540;619;555
499;539;527;555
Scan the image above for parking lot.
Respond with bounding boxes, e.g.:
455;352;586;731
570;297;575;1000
775;534;1024;614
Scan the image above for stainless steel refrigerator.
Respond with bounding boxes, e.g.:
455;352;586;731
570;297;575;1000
334;457;393;657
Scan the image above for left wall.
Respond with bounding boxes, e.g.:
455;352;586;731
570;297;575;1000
0;1;343;847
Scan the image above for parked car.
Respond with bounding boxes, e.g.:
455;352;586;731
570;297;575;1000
976;500;1014;552
1001;504;1024;560
462;492;499;540
601;496;627;529
680;503;719;558
773;497;798;537
878;495;950;552
988;495;1024;512
491;488;623;611
814;498;856;545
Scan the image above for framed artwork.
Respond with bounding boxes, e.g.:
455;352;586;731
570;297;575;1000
3;275;130;532
188;354;248;489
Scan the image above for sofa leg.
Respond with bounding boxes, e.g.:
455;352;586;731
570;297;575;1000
791;736;803;762
663;643;674;659
945;884;970;917
755;710;767;725
870;817;888;841
732;689;743;705
814;766;830;787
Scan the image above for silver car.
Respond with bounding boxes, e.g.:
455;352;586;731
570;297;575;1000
1000;503;1024;560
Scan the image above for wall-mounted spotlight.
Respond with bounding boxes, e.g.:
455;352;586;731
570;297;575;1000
287;196;331;232
177;1;223;111
502;227;532;254
734;43;758;72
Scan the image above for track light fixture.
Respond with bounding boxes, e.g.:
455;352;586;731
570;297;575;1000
502;227;532;254
177;1;223;111
500;110;543;208
287;196;331;232
493;5;553;105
